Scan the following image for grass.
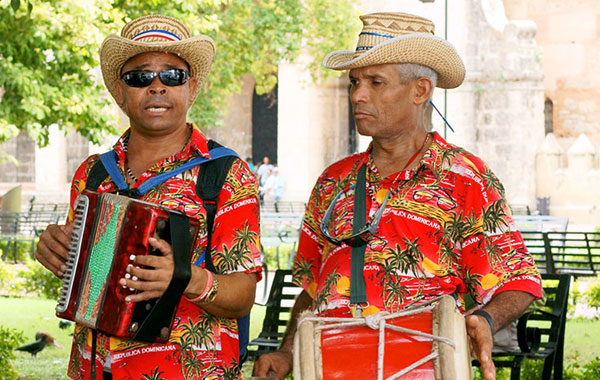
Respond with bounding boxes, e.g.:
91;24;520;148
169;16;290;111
0;296;268;379
0;297;71;380
2;294;600;379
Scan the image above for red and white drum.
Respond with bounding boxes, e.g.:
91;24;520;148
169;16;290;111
293;296;472;380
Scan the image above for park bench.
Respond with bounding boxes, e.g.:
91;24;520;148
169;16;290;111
0;210;61;261
522;231;600;277
247;269;301;360
29;201;69;221
513;215;569;233
473;273;571;380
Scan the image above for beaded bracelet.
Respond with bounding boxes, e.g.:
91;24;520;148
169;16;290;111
185;269;213;303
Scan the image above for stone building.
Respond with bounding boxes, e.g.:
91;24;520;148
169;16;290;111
1;0;598;226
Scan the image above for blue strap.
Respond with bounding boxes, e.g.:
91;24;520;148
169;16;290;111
98;146;238;198
99;151;129;191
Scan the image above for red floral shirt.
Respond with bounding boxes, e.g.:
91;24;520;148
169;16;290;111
66;125;261;380
293;132;542;317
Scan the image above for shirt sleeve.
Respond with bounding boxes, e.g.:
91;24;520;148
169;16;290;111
293;174;328;298
67;155;99;223
210;158;262;280
458;158;543;305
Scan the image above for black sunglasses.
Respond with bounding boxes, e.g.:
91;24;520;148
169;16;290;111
320;183;391;247
120;69;189;87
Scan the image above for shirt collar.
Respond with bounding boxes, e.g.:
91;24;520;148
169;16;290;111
364;131;445;182
112;123;211;165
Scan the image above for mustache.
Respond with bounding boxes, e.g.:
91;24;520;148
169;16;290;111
143;96;172;108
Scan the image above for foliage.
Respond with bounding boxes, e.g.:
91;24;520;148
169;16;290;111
584;276;600;312
0;0;124;146
0;325;24;380
0;240;32;263
568;278;582;317
19;257;62;299
0;258;21;296
1;0;359;146
262;242;295;270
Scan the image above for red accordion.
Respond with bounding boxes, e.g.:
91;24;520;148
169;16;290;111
56;189;200;343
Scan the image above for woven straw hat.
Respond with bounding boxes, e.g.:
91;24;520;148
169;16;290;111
323;12;465;89
100;15;215;107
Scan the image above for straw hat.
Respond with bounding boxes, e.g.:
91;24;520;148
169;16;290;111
100;15;215;108
323;12;465;89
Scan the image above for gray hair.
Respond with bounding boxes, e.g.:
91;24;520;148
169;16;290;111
396;63;437;132
396;63;438;92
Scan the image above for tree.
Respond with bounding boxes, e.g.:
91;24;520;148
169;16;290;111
0;0;124;146
0;0;359;147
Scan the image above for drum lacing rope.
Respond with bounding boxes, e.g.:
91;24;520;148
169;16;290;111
301;302;456;380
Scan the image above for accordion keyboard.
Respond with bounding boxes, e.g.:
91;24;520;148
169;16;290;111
56;194;90;314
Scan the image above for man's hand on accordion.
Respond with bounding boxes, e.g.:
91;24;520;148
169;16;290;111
36;224;74;278
119;237;176;302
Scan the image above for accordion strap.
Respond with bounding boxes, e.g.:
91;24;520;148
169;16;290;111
133;212;193;342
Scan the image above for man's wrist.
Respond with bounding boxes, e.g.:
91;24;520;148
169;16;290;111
472;309;496;334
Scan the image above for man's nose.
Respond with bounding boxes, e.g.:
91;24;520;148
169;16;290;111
148;76;167;94
350;84;368;104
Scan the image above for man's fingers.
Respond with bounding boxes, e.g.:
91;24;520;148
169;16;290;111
35;224;72;277
133;254;173;270
148;237;172;256
35;243;63;277
466;314;496;380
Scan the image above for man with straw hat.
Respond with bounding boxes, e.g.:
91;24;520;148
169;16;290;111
36;15;261;379
254;12;542;380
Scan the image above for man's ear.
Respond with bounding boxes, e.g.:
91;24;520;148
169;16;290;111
187;77;198;105
413;77;434;106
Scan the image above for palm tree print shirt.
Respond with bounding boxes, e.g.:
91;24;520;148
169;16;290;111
66;125;261;380
293;132;542;317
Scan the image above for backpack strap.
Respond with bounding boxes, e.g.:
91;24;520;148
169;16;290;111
195;139;238;273
93;146;238;198
85;159;110;191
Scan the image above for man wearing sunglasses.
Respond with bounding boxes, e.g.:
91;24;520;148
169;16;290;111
35;15;261;380
254;12;542;380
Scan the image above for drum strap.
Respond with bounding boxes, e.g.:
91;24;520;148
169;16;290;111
350;164;368;308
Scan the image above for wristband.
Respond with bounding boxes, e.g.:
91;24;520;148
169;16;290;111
472;309;496;334
185;269;213;303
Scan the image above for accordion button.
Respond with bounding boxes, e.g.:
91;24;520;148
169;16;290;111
125;273;131;279
160;327;169;340
130;254;136;261
132;276;138;281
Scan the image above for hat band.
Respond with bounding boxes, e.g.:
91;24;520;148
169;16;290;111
359;31;395;38
355;31;396;52
131;29;182;42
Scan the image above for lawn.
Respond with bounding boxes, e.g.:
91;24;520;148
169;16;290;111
2;294;599;379
0;296;267;379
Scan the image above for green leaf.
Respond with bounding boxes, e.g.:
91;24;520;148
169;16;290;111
10;0;20;12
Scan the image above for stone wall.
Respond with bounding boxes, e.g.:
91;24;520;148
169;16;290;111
452;0;545;209
203;74;255;160
503;0;600;147
537;133;600;225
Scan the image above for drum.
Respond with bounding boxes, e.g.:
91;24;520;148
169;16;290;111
293;296;472;380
